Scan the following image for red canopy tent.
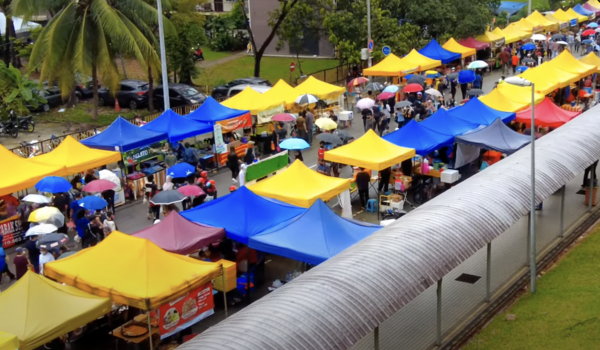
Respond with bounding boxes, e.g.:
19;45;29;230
131;211;225;255
515;98;581;128
457;37;490;50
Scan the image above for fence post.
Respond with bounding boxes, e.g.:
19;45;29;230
559;185;565;238
525;213;530;267
436;278;443;346
486;242;491;302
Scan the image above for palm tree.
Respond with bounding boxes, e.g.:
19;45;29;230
11;0;164;119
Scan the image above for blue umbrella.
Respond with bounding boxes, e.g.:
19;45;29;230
458;70;475;84
35;176;72;194
166;163;196;178
522;43;536;50
516;66;529;73
279;138;310;151
582;39;595;44
78;196;108;211
588;22;598;28
382;85;399;93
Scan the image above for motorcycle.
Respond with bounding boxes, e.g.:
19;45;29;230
0;118;18;138
14;114;35;133
192;47;204;61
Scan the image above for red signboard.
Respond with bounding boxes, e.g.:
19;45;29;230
1;215;25;249
215;112;252;133
157;283;214;338
290;62;296;72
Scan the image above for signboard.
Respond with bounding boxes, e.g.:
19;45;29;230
157;283;214;339
1;215;25;249
559;22;569;30
570;19;577;27
290;62;296;72
382;46;391;56
532;25;543;33
213;124;226;154
245;151;289;183
367;39;374;52
257;104;285;124
122;140;168;164
215;112;252;133
493;38;506;48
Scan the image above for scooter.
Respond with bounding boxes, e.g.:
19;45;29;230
14;114;35;133
0;118;18;138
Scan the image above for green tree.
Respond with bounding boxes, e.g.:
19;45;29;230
165;24;201;84
14;26;42;60
0;63;46;115
11;0;162;120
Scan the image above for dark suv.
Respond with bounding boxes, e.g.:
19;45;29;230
211;77;271;99
153;84;207;109
98;80;149;110
28;87;82;112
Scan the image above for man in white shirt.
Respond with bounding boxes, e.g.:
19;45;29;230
38;248;55;275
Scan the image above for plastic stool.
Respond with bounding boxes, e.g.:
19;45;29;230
366;199;378;213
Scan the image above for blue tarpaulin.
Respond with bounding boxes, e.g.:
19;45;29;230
419;39;462;64
142;109;213;142
249;200;381;265
495;1;527;15
455;118;530;154
186;97;250;124
181;186;305;244
420;108;481;136
574;4;594;16
383;120;453;156
81;117;167;152
448;98;516;125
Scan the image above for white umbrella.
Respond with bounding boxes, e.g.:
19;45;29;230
467;60;489;69
22;194;51;204
531;34;547;41
99;169;121;191
295;94;319;105
555;41;568;45
356;98;376;110
25;224;58;236
425;88;442;98
596;28;600;33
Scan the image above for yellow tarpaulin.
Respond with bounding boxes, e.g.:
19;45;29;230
566;8;588;22
492;27;527;44
527;10;559;32
249;160;350;208
43;231;222;310
363;53;420;76
294;76;345;100
475;30;504;44
496;83;545;105
0;145;66;196
263;79;299;109
324;129;415;170
519;62;580;95
442;38;476;58
0;331;18;350
0;272;111;350
221;86;283;115
479;88;530;112
553;9;578;23
548;51;596;79
589;0;600;8
34;135;121;175
506;21;533;35
580;52;600;71
403;49;441;71
545;13;567;28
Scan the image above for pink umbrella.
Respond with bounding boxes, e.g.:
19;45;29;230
177;185;205;197
377;92;395;100
272;113;296;122
83;179;117;192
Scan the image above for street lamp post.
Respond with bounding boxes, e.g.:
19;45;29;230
505;76;536;293
156;0;170;110
367;0;372;68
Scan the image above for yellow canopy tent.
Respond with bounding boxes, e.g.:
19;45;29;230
263;79;299;109
527;10;559;32
221;86;283;115
553;9;578;23
0;331;19;350
294;76;345;100
548;51;596;79
43;231;221;310
506;21;533;35
589;0;600;8
545;13;568;28
479;88;530;112
0;272;111;350
519;62;580;94
475;31;505;46
492;27;527;44
580;52;600;72
496;83;545;105
442;38;476;58
324;129;415;170
566;8;588;22
363;53;419;76
34;135;121;175
0;145;66;196
248;160;350;208
403;49;442;71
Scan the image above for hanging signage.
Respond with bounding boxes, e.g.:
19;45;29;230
559;22;569;30
570;19;577;27
1;215;25;249
213;124;226;154
367;39;374;52
215;112;252;133
157;283;214;339
257;104;285;124
122;140;167;164
493;38;506;48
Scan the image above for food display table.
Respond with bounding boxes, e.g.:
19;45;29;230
127;169;166;200
112;318;159;349
413;163;442;178
216;142;252;166
561;104;583;113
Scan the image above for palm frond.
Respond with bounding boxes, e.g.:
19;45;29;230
94;20;121;92
11;0;68;21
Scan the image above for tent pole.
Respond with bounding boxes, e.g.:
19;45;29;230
246;248;251;305
222;265;228;317
147;311;154;350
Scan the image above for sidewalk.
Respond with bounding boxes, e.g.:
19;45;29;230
197;51;246;69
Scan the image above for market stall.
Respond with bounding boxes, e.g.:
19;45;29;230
455;118;531;154
574;4;595;19
0;331;18;350
131;211;226;255
402;49;442;71
547;51;596;79
442;38;476;58
479;88;537;113
496;83;545;106
249;199;381;265
508;18;542;34
142;109;212;143
583;2;600;16
418;39;461;64
519;62;580;95
492;26;528;45
526;10;559;32
420;108;481;136
294;76;346;102
363;53;420;76
248;160;351;208
566;7;589;22
580;52;600;70
515;97;581;127
383;120;453;156
553;9;579;27
0;272;111;350
451;97;517;124
475;30;505;48
545;13;569;31
221;86;284;124
181;186;305;244
458;37;491;51
263;79;300;110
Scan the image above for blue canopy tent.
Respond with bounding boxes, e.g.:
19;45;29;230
81;117;167;152
186;97;250;124
448;98;515;126
181;186;305;244
142;109;213;142
455;118;531;154
420;109;480;136
573;4;594;17
495;1;527;15
419;39;462;64
249;200;381;265
383;120;453;156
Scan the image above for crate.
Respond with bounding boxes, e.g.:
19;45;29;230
213;259;237;292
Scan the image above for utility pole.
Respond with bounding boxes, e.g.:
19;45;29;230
156;0;170;110
528;0;532;15
367;0;372;67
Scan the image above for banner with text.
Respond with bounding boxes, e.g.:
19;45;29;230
216;113;252;133
158;283;214;339
1;215;25;249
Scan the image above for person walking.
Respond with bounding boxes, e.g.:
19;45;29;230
165;149;178;168
356;168;371;210
25;236;40;273
38;247;55;275
0;239;15;282
227;145;241;183
499;47;510;75
13;247;29;280
378;167;392;194
567;32;575;53
511;52;519;75
304;109;314;145
145;175;160;220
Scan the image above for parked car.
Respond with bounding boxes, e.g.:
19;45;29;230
97;79;149;110
226;84;271;98
153;83;207;109
75;74;95;99
28;87;81;112
211;77;271;99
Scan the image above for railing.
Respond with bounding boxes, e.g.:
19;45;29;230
295;61;369;85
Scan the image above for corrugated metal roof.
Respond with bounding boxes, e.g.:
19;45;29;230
178;105;600;350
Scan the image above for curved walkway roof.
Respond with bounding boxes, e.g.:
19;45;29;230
177;105;600;350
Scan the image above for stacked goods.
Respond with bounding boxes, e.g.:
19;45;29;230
213;259;237;292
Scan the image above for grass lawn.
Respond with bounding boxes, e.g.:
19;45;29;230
201;47;236;61
34;101;140;127
193;56;340;88
464;226;600;350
